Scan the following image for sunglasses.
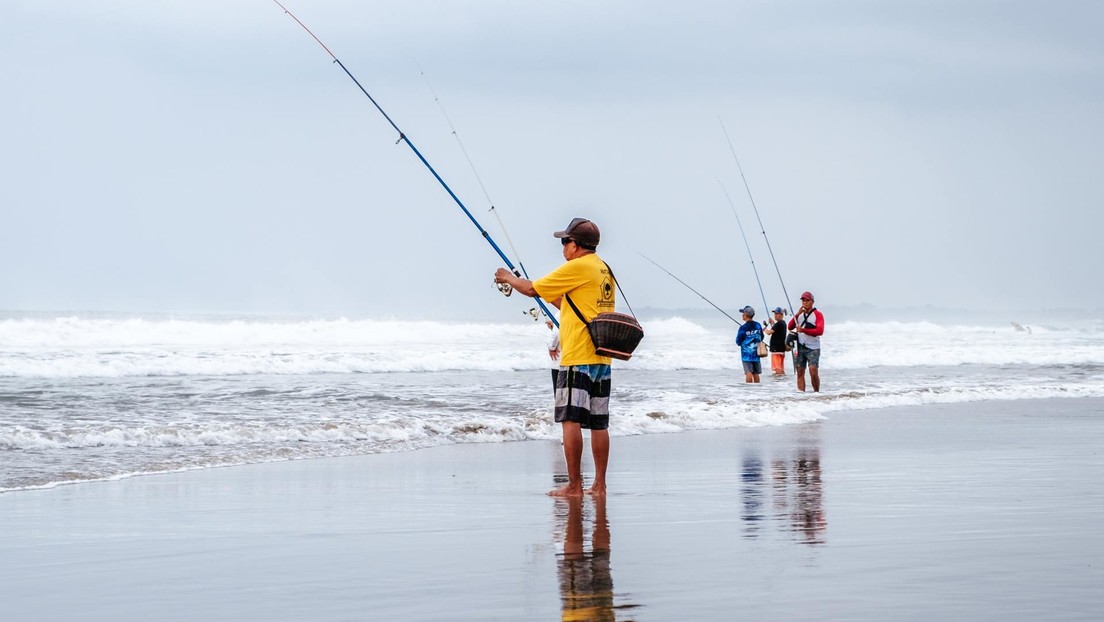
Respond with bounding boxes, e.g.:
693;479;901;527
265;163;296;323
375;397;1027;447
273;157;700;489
561;238;574;246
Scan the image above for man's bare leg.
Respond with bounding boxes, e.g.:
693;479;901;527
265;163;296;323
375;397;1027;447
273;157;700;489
549;421;584;497
809;365;820;392
796;366;807;392
586;428;609;496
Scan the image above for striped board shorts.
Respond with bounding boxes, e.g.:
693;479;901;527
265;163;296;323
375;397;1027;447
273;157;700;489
554;364;612;430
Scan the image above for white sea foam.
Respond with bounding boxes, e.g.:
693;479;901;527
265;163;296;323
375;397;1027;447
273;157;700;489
3;315;1101;378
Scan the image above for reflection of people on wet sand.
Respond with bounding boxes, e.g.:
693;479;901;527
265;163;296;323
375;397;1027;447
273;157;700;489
740;453;765;538
555;496;637;621
740;439;827;545
791;448;826;544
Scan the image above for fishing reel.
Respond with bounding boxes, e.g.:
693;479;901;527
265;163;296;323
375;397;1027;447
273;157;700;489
524;308;540;321
494;268;524;297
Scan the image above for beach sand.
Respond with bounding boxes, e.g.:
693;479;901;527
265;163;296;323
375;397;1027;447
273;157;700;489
2;397;1102;621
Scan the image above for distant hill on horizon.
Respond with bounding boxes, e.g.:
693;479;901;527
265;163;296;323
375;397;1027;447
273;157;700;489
638;303;1102;326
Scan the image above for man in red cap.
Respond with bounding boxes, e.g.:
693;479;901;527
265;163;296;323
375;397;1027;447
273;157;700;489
787;291;825;392
494;217;614;497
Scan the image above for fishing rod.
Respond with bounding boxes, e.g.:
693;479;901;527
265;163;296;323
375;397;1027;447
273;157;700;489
414;60;547;324
414;61;530;280
719;118;796;318
715;174;770;318
272;1;558;326
639;253;741;325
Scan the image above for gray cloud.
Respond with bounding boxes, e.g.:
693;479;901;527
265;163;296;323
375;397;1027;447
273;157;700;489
3;0;1101;319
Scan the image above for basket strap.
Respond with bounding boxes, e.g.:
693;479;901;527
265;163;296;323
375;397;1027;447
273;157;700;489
563;294;590;327
602;262;637;318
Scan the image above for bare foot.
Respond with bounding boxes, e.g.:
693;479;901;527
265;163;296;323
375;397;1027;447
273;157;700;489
547;484;584;497
585;484;607;497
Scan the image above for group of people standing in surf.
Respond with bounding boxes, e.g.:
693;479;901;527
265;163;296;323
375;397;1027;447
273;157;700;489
494;216;827;498
735;294;825;391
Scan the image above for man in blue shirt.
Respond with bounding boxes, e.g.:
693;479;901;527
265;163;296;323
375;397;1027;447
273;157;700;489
736;306;763;384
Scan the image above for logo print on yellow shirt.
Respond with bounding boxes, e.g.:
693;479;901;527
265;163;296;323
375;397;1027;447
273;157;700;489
599;277;614;308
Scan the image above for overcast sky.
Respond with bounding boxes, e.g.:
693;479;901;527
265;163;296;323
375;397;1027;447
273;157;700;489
3;1;1101;321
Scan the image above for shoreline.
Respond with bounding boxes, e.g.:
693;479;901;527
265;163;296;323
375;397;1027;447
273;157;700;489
2;397;1102;620
5;391;1102;495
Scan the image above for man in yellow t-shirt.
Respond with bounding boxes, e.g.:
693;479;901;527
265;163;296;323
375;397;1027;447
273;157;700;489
494;217;614;497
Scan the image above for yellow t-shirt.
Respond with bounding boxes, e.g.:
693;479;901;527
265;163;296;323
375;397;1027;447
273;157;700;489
533;253;615;366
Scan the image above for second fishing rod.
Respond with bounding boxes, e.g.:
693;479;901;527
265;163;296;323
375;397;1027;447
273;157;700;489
272;1;558;326
415;61;549;324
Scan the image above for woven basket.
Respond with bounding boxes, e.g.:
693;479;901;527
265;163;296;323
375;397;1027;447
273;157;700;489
587;312;644;361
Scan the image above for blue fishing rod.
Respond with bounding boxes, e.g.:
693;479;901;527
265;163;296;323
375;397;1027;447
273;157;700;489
272;1;559;326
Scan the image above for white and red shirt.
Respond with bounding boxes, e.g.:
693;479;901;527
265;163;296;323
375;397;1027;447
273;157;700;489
788;309;825;349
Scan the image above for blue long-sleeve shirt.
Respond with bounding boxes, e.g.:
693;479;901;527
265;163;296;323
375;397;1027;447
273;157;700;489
736;320;763;363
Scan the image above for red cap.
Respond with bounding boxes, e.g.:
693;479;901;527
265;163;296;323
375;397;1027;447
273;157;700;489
800;291;814;301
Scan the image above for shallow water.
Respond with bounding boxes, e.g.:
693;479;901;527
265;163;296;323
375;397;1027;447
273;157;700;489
3;313;1103;491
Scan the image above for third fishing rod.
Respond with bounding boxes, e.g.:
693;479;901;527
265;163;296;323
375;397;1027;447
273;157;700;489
719;118;795;318
639;253;741;325
715;174;769;318
272;1;558;325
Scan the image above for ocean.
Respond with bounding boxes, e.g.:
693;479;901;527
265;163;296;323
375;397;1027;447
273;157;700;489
2;310;1103;493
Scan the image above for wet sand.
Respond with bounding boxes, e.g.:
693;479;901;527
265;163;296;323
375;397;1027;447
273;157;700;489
2;397;1102;621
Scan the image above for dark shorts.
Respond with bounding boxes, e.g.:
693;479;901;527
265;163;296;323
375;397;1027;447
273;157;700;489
551;368;560;391
554;364;612;430
742;360;762;375
796;345;821;368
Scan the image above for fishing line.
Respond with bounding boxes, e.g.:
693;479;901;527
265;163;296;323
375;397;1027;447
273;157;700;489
719;118;795;317
272;1;558;326
715;174;770;318
639;253;740;325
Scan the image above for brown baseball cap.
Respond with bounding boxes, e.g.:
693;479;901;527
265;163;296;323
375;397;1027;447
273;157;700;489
553;217;600;249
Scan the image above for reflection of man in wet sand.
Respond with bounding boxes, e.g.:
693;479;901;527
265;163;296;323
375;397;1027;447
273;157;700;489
556;496;626;621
